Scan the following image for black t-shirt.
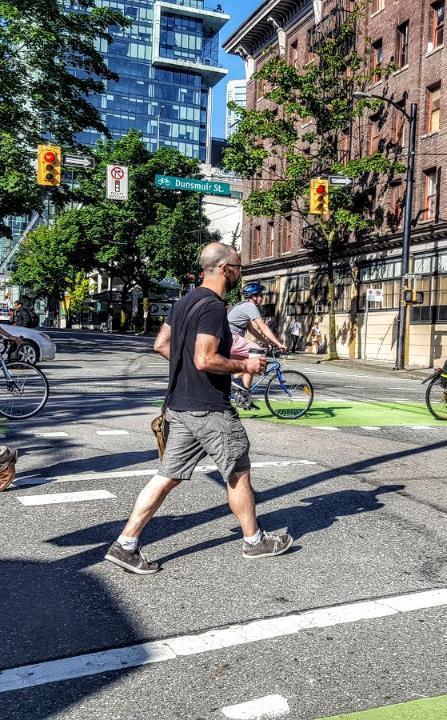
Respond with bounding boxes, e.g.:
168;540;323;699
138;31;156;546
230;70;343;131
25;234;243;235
165;287;232;412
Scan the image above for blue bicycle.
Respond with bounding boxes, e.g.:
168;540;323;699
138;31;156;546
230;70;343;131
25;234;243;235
231;349;314;420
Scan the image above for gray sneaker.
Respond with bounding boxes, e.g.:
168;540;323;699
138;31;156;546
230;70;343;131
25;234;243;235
105;542;160;575
243;531;293;559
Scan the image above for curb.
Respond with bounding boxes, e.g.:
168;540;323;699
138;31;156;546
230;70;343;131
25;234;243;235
284;353;433;381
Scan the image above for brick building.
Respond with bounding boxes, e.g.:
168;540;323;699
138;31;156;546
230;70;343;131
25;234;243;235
223;0;447;367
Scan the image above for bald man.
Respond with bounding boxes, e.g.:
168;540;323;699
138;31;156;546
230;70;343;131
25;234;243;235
106;242;293;575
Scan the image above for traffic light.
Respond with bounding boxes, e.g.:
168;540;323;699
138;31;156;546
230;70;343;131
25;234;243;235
37;144;62;187
404;289;424;304
309;178;329;215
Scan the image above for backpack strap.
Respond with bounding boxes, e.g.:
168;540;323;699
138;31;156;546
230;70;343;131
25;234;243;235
163;295;211;411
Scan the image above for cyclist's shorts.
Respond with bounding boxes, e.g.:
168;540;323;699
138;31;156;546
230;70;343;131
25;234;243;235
230;332;260;359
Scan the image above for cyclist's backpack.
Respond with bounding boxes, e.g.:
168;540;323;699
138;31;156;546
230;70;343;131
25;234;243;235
26;309;39;328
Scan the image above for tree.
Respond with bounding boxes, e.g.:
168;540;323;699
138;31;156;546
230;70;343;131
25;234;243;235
0;0;130;225
224;3;404;359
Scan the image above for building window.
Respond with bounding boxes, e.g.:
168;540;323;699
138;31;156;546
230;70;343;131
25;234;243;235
372;39;383;83
371;0;385;12
423;169;438;220
396;21;409;68
267;222;275;257
427;83;441;132
289;40;298;67
389;182;404;226
428;1;444;51
252;225;261;258
393;101;407;145
369;116;380;153
283;216;292;253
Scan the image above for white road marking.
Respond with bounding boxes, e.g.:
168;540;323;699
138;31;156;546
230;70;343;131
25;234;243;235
360;426;380;430
345;386;365;389
16;490;116;506
312;426;340;430
222;694;290;719
36;432;69;438
96;430;130;436
0;588;445;694
12;459;317;488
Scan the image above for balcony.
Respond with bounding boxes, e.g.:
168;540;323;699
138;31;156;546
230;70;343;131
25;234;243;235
152;1;229;86
308;0;354;55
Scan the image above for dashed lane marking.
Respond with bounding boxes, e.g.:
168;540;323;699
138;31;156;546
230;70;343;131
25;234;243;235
36;432;69;438
313;426;340;430
12;459;318;488
96;430;130;436
222;694;290;719
0;589;445;694
360;426;380;431
16;490;116;506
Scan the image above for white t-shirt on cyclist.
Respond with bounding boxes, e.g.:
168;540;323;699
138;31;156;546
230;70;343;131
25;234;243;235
227;301;262;337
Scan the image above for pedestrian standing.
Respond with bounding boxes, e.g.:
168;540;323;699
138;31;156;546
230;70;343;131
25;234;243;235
105;242;293;575
310;319;322;354
289;317;303;353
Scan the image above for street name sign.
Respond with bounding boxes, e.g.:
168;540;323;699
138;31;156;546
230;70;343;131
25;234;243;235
366;288;384;302
155;174;231;196
63;154;95;169
107;164;128;201
328;175;353;186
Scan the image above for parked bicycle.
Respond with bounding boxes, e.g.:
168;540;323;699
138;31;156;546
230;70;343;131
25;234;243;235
0;339;49;419
423;366;447;420
231;348;314;420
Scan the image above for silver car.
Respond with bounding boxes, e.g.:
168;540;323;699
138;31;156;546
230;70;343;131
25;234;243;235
0;323;56;364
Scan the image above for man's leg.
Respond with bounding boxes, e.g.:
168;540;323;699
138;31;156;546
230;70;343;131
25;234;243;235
122;474;181;538
227;470;258;537
105;474;181;574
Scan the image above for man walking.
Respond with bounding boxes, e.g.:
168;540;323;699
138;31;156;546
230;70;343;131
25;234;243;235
289;317;303;353
105;243;293;574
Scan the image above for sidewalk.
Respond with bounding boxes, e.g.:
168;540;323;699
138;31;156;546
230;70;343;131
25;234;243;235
284;351;435;380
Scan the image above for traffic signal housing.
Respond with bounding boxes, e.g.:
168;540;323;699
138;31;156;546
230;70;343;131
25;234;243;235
309;178;329;215
37;145;62;187
404;289;424;304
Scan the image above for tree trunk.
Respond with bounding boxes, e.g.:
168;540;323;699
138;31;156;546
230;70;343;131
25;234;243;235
326;230;339;360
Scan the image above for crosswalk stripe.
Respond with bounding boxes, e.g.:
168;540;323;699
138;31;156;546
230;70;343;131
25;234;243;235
12;459;317;488
0;588;445;694
16;490;116;506
222;694;290;719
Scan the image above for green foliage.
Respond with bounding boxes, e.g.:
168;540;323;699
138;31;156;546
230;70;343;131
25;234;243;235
67;272;92;315
0;0;130;225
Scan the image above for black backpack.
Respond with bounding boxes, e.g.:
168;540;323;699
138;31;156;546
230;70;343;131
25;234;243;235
25;308;39;328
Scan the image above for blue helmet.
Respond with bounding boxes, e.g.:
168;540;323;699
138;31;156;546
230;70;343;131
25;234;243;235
242;282;266;298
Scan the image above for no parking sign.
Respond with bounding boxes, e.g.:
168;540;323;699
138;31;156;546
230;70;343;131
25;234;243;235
106;164;128;200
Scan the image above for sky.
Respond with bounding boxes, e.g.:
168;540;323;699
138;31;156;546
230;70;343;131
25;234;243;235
213;0;262;139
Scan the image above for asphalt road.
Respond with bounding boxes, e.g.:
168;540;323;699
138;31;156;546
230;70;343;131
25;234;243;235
1;331;446;720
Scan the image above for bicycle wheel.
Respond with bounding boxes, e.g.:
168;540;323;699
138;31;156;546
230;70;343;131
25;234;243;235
425;374;447;420
0;361;49;419
265;369;314;419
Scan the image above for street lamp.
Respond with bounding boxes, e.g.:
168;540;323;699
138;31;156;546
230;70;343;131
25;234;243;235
353;91;418;370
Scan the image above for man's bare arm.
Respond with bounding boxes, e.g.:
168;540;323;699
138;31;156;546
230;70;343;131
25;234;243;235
250;318;286;350
154;323;171;359
194;334;265;375
246;320;268;343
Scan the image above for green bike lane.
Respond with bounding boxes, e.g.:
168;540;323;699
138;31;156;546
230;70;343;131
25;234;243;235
239;398;446;427
318;694;447;719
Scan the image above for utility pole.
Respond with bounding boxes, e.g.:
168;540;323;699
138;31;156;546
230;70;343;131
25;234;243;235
396;103;418;370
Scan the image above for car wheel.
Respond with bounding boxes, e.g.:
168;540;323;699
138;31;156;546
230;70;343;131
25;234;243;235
17;342;39;365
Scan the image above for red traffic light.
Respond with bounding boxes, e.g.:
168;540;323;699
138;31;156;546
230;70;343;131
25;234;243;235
43;150;57;163
316;184;326;194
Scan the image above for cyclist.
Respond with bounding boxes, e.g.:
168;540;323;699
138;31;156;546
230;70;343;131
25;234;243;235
228;282;287;405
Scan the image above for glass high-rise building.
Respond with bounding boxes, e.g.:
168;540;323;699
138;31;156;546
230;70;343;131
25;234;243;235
76;0;229;162
225;79;246;138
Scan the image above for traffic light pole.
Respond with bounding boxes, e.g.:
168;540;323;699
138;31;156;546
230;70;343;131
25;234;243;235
396;103;417;370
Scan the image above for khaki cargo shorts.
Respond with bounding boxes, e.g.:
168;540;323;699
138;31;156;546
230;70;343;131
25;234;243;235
158;407;251;482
